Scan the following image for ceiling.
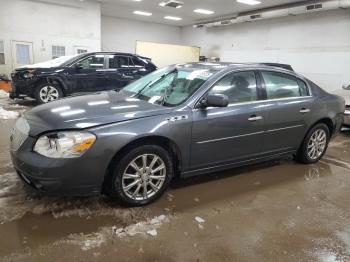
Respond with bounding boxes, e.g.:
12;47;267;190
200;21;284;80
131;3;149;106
99;0;305;26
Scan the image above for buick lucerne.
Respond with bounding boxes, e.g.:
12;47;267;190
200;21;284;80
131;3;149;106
10;63;345;206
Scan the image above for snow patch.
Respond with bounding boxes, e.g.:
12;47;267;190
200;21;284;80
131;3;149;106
0;107;19;119
0;90;9;98
114;214;168;238
195;216;205;223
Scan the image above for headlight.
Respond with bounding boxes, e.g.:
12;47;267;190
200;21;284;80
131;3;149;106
23;70;36;79
34;131;96;158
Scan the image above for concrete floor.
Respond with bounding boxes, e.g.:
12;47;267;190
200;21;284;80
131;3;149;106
1;95;350;262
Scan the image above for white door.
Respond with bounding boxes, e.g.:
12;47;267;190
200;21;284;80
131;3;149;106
11;41;33;69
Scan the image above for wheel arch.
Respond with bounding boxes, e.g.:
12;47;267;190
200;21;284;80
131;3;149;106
102;135;182;192
312;117;334;136
34;76;67;96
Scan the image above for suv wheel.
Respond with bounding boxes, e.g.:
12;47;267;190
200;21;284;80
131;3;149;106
296;123;330;164
35;83;63;104
107;145;174;206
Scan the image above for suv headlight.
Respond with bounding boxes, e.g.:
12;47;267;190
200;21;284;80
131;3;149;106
34;131;96;158
23;70;36;79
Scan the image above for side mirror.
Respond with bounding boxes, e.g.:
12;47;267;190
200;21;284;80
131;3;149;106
200;93;229;108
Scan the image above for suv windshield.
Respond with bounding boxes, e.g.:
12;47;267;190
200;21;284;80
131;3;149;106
122;66;213;107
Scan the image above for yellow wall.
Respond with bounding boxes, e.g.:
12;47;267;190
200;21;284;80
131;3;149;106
136;41;200;68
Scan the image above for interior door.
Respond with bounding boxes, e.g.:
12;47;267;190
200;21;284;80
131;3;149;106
190;71;266;170
11;41;33;69
72;54;107;93
258;70;316;154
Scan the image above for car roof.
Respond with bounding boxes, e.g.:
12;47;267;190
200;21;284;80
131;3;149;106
83;51;142;57
174;62;294;74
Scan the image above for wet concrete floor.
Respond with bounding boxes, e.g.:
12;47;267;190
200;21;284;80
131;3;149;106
0;94;350;261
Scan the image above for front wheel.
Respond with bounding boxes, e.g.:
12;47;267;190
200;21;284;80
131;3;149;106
296;123;330;164
35;83;63;104
106;145;174;206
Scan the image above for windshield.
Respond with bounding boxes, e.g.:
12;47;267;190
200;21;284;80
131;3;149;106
122;66;213;107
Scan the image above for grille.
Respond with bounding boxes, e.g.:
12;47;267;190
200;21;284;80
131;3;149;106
10;117;30;151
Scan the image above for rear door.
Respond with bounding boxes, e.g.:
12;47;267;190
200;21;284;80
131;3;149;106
105;55;138;90
258;70;316;154
191;70;267;170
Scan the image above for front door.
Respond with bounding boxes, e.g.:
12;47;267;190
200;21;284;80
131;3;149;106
11;41;33;69
191;71;266;170
72;54;107;93
258;70;316;154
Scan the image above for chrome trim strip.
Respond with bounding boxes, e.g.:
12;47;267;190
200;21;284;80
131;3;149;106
196;124;303;144
266;124;304;133
196;131;264;144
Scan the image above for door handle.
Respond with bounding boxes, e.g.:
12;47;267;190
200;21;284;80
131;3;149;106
122;74;134;79
248;115;263;122
300;108;311;114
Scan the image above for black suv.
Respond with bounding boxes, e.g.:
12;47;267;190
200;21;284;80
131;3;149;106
10;52;157;103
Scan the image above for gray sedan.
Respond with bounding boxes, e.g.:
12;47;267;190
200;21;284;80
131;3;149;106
10;63;345;206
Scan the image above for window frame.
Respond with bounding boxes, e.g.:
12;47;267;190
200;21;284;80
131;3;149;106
71;54;107;70
107;55;135;69
258;70;312;100
194;69;263;109
51;45;66;59
0;40;5;65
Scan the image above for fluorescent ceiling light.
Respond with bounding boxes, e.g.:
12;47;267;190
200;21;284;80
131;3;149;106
132;0;142;2
236;0;261;5
193;9;214;15
133;10;152;16
159;2;166;6
164;16;182;21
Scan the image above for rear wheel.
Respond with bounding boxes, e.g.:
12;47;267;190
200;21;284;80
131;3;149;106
35;83;63;104
106;145;174;206
296;123;330;164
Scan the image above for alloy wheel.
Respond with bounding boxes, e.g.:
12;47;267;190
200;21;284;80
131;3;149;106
307;129;327;160
39;86;59;103
121;154;166;200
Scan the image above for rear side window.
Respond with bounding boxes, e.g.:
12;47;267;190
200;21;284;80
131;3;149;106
109;56;133;68
261;71;309;99
209;71;258;104
131;57;144;67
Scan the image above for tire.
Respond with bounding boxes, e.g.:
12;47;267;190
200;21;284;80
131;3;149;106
106;145;174;206
296;123;330;164
35;83;63;104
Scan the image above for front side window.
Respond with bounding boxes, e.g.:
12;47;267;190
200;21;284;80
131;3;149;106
52;45;65;59
261;71;308;99
77;55;104;69
122;66;213;107
0;40;4;64
209;71;258;104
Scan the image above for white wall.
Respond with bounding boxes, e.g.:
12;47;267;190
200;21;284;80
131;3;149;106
101;16;181;55
180;9;350;92
0;0;101;77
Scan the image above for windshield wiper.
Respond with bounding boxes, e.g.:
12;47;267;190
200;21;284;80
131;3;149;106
160;69;178;105
134;68;178;98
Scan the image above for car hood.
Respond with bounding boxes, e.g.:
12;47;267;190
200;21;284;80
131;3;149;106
332;89;350;105
25;91;172;136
